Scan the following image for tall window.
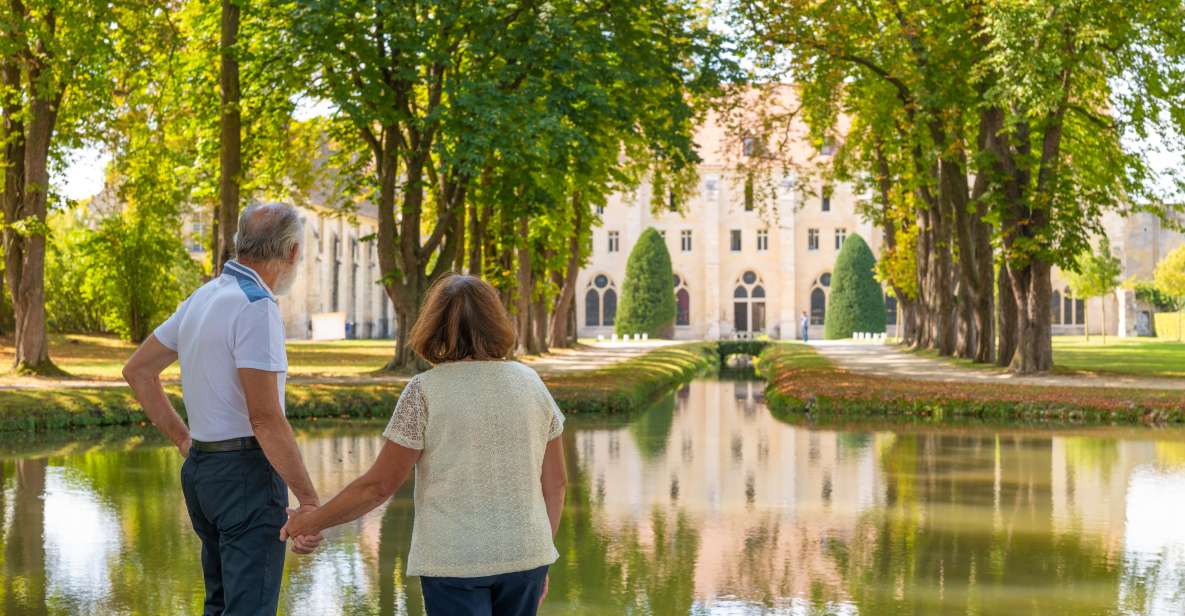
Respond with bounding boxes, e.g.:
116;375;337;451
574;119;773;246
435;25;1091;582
331;234;341;312
744;174;755;211
808;229;820;251
757;229;769;251
835;228;847;250
596;204;605;216
584;275;618;327
733;271;766;334
730;229;742;252
822;192;831;212
705;175;719;197
674;275;690;326
680;229;692;252
608;231;620;253
885;294;898;325
810;288;826;325
1051;290;1063;324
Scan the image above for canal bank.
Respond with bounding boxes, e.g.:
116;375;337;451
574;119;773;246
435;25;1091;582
759;343;1185;425
0;343;721;432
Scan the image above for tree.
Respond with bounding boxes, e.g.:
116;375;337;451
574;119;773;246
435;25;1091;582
1154;245;1185;342
0;1;136;374
1064;238;1122;343
615;228;676;338
824;234;886;339
215;0;241;274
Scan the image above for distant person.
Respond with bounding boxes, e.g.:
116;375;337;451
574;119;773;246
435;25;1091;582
801;310;810;342
123;203;322;616
281;274;568;616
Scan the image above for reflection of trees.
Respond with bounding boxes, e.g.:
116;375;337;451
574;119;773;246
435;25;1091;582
628;395;676;459
836;434;1121;613
57;447;205;614
377;486;424;616
3;458;47;616
548;432;701;614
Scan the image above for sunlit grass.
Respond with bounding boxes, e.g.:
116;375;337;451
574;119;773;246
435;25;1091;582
1052;336;1185;378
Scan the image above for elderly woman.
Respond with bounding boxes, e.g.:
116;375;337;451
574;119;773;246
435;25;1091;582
282;274;567;616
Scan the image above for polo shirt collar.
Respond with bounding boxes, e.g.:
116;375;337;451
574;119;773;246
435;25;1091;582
223;259;276;300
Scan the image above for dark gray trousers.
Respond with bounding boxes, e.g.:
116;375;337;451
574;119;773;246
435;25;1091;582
181;448;288;616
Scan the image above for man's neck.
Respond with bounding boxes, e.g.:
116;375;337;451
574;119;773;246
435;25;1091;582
236;259;280;290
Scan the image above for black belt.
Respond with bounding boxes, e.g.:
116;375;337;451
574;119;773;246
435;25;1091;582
191;436;261;453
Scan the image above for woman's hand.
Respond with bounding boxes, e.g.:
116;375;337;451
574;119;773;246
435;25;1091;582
281;505;324;554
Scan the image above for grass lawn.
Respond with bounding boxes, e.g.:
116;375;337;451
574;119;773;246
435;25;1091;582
762;343;1185;425
0;333;402;382
1052;336;1185;378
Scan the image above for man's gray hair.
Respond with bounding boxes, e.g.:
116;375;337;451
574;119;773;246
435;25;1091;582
235;203;303;262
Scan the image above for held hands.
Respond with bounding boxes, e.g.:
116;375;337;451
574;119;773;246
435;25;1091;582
178;437;192;459
280;504;325;554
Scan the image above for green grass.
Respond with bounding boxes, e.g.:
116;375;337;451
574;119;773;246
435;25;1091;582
0;342;719;433
0;334;403;382
1051;336;1185;378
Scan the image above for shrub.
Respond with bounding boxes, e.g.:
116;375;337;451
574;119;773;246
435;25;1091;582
616;227;677;337
46;212;106;333
824;233;885;339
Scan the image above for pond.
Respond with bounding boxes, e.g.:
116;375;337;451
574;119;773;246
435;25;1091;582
2;378;1185;615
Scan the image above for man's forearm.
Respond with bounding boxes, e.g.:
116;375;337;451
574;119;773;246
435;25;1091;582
254;417;319;506
127;374;189;450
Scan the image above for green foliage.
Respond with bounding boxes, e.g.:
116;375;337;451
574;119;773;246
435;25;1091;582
824;234;886;339
86;211;202;343
616;228;677;337
1129;279;1181;312
1065;239;1122;301
1154;245;1185;303
1154;313;1184;342
45;213;106;334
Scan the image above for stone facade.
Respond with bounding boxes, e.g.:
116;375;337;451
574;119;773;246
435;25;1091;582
578;109;885;341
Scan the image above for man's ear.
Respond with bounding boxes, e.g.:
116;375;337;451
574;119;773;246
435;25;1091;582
288;242;302;264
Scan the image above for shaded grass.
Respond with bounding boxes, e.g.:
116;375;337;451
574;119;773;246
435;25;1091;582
762;343;1185;426
0;334;401;382
0;343;717;433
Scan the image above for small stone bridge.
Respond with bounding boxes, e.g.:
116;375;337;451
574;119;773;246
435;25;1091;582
714;340;772;366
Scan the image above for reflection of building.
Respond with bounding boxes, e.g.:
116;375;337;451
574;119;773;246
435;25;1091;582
183;204;396;340
578;102;884;340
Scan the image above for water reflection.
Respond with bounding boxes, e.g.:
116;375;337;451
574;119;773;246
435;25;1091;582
0;379;1184;615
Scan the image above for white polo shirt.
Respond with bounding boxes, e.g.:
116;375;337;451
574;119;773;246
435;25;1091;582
154;259;288;442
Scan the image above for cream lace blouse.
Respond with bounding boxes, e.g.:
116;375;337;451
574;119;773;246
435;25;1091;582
383;360;565;578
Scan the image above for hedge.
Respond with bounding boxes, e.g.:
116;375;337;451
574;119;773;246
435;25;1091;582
616;227;677;337
824;233;886;339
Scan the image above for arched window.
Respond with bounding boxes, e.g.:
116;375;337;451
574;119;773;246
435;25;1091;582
584;275;617;328
1051;290;1062;325
733;271;766;334
810;288;826;325
1063;287;1074;327
885;294;898;325
674;275;690;326
585;289;600;326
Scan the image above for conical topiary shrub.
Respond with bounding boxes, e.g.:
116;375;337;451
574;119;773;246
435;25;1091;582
824;233;886;339
616;227;677;338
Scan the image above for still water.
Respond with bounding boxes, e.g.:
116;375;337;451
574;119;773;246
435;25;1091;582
3;378;1185;615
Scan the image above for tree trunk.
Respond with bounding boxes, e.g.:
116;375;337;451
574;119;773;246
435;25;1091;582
1100;297;1106;344
997;265;1017;367
216;0;241;274
548;194;584;348
467;198;482;276
515;218;534;356
1007;259;1054;373
532;298;549;355
4;94;60;375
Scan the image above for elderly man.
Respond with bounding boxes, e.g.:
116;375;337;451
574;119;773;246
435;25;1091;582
124;203;321;616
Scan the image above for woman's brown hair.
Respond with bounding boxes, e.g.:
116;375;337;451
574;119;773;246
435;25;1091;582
407;274;516;364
